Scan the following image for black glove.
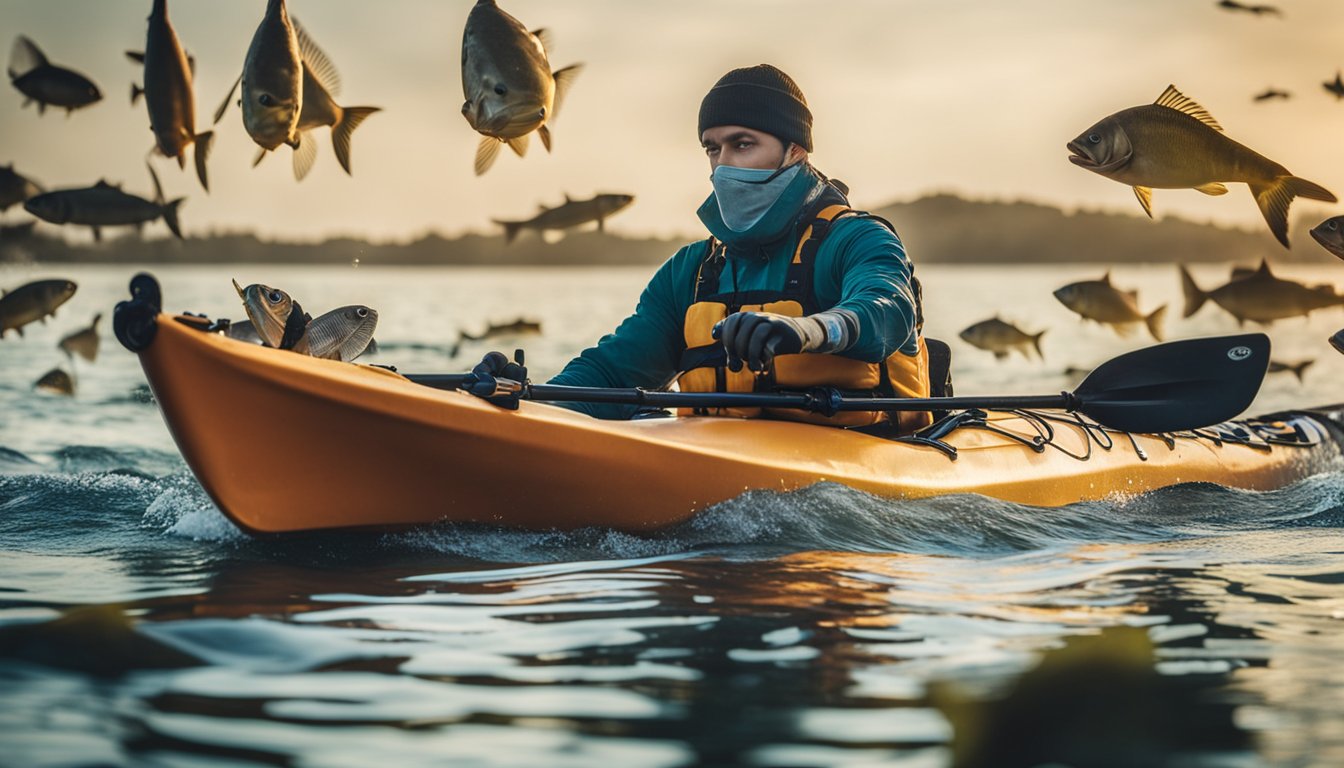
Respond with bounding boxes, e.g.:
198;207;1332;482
467;350;528;408
713;311;828;373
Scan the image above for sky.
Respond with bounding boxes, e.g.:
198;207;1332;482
3;0;1344;244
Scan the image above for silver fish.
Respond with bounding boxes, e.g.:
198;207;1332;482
304;305;377;361
58;312;101;362
0;164;43;211
1068;85;1334;247
0;278;76;338
240;0;302;151
233;279;300;348
461;0;582;175
1053;272;1165;341
1180;261;1344;325
24;164;183;241
8;35;101;115
131;0;213;191
494;193;634;244
33;367;74;396
958;317;1046;361
1310;216;1344;261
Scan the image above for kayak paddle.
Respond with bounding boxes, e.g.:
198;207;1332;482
405;333;1270;434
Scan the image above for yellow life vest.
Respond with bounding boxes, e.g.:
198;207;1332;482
675;203;932;431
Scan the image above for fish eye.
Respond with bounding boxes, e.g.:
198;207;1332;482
494;83;508;96
538;107;546;118
1087;133;1101;144
356;307;368;318
259;93;274;107
268;290;283;303
1330;221;1340;232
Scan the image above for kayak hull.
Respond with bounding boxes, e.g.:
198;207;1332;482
138;314;1343;535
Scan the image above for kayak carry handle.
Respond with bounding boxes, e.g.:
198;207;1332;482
114;272;162;352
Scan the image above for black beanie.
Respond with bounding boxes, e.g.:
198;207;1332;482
697;64;813;152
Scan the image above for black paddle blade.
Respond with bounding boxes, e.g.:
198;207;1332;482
1074;334;1269;433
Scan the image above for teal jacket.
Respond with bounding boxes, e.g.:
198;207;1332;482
549;165;920;419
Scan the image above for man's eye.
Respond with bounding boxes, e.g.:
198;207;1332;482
736;142;752;150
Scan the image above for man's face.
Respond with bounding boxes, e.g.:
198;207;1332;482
700;125;789;171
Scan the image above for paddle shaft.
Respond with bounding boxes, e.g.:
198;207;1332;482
402;374;1074;413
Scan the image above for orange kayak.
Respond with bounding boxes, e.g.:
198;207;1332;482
113;289;1344;535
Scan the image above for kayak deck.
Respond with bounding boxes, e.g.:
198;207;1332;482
137;314;1343;535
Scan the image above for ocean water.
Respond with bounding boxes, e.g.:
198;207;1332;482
2;261;1344;768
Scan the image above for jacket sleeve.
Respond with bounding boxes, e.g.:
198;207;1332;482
820;217;920;360
545;246;696;419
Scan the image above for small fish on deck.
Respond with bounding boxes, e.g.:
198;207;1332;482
1068;84;1334;247
7;35;101;115
232;280;378;361
1053;272;1165;341
58;312;101;362
957;317;1046;361
494;193;634;244
462;0;582;175
0;278;76;338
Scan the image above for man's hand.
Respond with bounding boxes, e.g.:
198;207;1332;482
471;350;527;382
713;312;828;372
467;351;528;409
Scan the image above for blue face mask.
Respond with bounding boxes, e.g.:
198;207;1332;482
711;163;803;232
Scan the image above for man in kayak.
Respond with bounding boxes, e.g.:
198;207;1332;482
475;64;931;428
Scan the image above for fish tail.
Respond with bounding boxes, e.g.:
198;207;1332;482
1144;304;1167;343
194;131;213;193
1292;360;1313;383
1252;176;1338;248
130;83;144;106
1031;330;1046;360
332;106;380;175
163;198;185;240
1179;265;1208;318
493;219;523;245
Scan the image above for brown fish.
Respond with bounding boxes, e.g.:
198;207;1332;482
1053;272;1165;341
1310;216;1344;260
461;0;582;175
239;0;303;151
7;35;101;115
450;317;542;357
494;193;634;244
58;312;101;362
1267;359;1312;382
129;0;213;191
1068;85;1335;247
34;367;74;396
958;317;1046;360
1252;88;1290;102
246;21;381;180
0;278;76;338
0;164;43;211
233;279;302;349
1180;261;1344;324
24;164;183;241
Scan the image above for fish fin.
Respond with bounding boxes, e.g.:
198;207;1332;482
1133;186;1153;217
1100;270;1112;285
125;50;145;64
292;131;318;181
493;219;524;244
1154;84;1223;131
475;136;501;176
146;161;165;204
252;147;268;168
91;313;101;328
597;216;605;232
538;124;552;153
1291;360;1313;382
1031;330;1047;360
1124;288;1138;301
15;326;22;338
993;350;1007;361
1194;182;1228;196
550;64;583;120
531;28;553;53
193;131;213;192
10;35;48;77
1179;265;1208;318
213;74;241;125
1256;257;1272;276
1251;176;1338;248
331;106;379;175
563;193;573;203
292;19;342;98
505;133;529;158
176;153;185;170
1144;304;1167;342
91;226;101;242
187;54;195;78
541;229;566;245
131;83;144;106
162;198;185;240
38;101;45;116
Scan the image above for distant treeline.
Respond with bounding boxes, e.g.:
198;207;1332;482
3;193;1336;265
